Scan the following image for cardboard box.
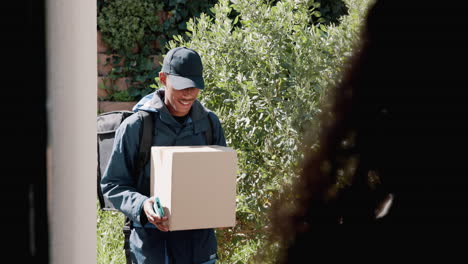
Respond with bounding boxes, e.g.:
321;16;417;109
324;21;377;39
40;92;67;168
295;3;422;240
150;145;237;231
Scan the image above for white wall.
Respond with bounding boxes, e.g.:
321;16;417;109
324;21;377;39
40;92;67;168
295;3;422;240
47;0;96;263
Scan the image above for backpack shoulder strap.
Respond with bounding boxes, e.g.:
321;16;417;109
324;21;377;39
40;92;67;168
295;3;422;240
124;110;155;264
133;110;154;184
206;112;214;145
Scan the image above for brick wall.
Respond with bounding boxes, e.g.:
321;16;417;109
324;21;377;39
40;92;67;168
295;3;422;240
97;31;162;113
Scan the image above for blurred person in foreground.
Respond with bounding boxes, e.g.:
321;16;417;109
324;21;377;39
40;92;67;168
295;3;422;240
267;0;468;262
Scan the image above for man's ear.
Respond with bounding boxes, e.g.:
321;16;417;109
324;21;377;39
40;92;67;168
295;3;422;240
159;72;167;86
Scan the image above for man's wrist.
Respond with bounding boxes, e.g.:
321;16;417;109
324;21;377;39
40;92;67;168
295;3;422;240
139;198;150;226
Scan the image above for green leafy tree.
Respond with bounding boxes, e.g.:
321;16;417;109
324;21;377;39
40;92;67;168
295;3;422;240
268;0;349;25
98;0;163;52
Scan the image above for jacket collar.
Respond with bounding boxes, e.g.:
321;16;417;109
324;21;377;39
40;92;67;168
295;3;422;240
146;88;209;122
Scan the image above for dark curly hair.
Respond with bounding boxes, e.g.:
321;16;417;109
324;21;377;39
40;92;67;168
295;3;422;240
267;0;468;262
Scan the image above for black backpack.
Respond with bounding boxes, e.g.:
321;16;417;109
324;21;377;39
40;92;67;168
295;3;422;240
97;110;155;211
97;109;214;263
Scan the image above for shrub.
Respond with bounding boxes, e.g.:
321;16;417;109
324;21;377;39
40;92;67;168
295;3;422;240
268;0;349;26
98;0;163;52
97;202;126;264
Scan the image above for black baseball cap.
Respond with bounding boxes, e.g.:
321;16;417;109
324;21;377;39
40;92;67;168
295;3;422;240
161;47;204;90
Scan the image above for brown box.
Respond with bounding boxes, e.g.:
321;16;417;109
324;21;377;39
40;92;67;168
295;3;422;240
150;145;237;231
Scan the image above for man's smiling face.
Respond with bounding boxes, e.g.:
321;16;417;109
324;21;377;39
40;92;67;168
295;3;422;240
163;74;200;117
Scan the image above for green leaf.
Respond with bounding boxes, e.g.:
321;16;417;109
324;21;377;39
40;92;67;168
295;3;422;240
233;15;239;25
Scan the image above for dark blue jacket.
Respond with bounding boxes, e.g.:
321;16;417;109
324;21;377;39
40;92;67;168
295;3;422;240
101;89;226;264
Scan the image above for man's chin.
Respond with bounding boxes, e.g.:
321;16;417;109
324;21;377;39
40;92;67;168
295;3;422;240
175;106;192;116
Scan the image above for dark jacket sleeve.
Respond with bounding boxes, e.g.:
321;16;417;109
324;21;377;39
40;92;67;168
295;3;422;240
100;115;148;225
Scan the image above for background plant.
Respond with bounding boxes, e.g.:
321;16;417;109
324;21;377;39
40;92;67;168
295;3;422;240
267;0;349;25
98;0;162;52
97;202;126;264
97;0;349;102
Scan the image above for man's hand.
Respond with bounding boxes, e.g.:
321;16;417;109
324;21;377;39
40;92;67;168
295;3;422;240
143;197;169;232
